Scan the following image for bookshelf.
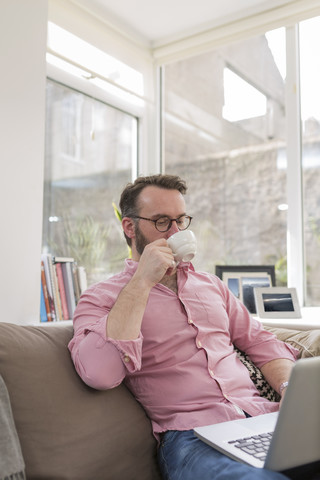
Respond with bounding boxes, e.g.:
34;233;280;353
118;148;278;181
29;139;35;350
40;254;87;322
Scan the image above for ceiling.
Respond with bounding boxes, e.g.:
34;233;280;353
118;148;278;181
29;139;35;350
70;0;296;47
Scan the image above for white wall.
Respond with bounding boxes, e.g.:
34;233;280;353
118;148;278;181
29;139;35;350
0;1;48;324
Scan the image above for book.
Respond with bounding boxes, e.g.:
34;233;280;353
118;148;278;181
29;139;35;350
40;261;52;321
40;283;48;322
61;261;76;318
40;254;86;322
53;256;75;263
41;254;56;321
77;266;87;294
45;253;62;321
72;262;81;303
55;262;70;320
52;264;63;321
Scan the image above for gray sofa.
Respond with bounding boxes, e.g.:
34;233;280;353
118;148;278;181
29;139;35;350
0;321;319;480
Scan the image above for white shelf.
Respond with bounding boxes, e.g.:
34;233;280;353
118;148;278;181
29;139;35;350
255;307;320;331
35;320;73;327
37;309;320;330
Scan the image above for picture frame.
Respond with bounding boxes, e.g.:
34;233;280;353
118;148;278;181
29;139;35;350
215;265;276;314
254;287;301;319
215;265;276;285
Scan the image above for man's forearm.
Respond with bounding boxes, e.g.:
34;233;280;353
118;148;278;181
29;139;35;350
107;239;177;340
260;358;295;396
106;275;152;340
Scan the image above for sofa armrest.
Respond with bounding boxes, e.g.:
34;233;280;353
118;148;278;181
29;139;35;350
0;323;161;480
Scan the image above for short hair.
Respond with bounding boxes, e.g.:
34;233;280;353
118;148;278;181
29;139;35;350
119;174;187;246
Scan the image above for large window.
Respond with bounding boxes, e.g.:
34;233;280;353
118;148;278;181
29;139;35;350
43;22;144;286
43;80;137;284
163;17;320;306
164;29;288;282
44;13;320;307
300;16;320;305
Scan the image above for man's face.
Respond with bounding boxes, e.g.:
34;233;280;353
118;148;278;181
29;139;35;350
132;186;187;257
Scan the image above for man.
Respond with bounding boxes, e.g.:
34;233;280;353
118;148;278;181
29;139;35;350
69;174;299;480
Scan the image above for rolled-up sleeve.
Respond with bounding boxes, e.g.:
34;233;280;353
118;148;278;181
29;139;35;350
68;279;143;390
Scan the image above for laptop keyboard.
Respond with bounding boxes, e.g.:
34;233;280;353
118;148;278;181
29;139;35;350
228;432;273;461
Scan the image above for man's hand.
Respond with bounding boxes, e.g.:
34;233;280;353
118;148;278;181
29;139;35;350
134;239;176;288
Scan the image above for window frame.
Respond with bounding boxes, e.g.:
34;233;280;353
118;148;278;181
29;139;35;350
46;63;142;181
285;25;305;306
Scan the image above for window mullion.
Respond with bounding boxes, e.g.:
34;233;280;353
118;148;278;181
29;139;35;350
285;25;305;305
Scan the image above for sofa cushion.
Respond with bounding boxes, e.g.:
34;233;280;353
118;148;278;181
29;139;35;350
235;348;279;402
0;323;161;480
264;326;320;358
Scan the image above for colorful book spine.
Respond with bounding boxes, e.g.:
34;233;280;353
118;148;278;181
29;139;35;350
40;283;48;322
39;255;87;323
52;264;63;321
61;262;76;318
55;262;70;321
40;261;52;321
77;266;87;294
46;253;61;321
72;262;81;303
41;254;56;321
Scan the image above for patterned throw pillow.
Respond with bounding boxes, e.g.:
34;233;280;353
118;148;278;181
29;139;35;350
235;348;280;402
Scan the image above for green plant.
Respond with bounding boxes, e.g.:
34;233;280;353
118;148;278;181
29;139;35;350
112;202;122;222
112;202;132;258
63;215;109;271
274;255;287;286
310;217;320;246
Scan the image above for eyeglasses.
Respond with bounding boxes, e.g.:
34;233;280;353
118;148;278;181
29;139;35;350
131;214;192;232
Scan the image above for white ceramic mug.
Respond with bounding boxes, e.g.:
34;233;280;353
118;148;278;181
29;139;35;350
167;230;197;263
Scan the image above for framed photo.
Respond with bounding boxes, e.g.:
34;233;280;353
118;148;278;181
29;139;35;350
215;265;276;285
215;265;276;314
254;287;301;318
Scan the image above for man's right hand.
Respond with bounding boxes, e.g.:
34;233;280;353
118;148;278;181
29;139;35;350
134;238;176;288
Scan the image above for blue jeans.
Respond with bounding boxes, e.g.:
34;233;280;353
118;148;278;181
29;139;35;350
157;430;290;480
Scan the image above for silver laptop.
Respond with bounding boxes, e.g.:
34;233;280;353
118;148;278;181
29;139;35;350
194;356;320;471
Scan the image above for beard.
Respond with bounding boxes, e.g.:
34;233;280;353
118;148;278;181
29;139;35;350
134;223;150;256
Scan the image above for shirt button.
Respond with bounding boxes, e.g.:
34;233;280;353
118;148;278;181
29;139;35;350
209;369;215;378
197;340;202;348
123;355;130;363
188;318;193;324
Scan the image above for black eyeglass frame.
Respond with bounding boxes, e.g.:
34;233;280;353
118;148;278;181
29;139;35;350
130;214;193;232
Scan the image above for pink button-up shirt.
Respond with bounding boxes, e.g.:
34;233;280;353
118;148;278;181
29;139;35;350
68;260;298;436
